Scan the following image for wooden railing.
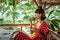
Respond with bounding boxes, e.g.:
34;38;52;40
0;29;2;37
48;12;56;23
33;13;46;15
0;24;60;40
0;24;34;26
0;24;34;32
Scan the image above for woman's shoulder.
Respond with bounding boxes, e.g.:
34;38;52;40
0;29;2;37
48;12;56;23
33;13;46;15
42;21;48;26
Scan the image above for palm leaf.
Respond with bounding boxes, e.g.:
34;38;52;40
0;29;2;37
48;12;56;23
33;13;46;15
51;20;60;30
50;24;55;31
52;19;60;22
48;10;54;18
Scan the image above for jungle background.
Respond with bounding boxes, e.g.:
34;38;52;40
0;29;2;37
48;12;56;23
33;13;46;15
0;0;60;40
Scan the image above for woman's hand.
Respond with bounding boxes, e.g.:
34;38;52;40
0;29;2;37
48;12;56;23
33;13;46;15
31;27;45;38
31;27;38;32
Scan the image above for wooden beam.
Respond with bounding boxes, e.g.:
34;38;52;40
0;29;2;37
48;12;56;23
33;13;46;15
0;24;34;26
42;2;60;5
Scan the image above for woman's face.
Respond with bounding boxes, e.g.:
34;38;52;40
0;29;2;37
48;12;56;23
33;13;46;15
35;13;41;19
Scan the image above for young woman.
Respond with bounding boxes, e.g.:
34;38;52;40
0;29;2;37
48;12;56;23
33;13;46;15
14;8;48;40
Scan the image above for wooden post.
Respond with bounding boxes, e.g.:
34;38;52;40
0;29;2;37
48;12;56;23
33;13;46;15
30;18;33;34
30;18;32;28
20;26;22;32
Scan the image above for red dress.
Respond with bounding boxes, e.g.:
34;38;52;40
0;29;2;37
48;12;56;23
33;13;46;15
14;21;48;40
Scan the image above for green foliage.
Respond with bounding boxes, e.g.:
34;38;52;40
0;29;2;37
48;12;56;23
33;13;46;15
48;10;54;18
23;15;30;20
13;12;20;18
50;24;55;31
46;9;60;31
6;11;12;17
0;18;4;24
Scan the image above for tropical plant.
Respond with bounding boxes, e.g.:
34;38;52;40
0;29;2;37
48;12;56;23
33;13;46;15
46;9;60;31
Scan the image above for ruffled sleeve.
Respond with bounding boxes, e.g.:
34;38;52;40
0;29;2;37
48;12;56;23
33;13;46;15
39;21;48;35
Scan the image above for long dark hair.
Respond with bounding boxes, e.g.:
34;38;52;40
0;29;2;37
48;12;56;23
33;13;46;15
35;8;46;20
